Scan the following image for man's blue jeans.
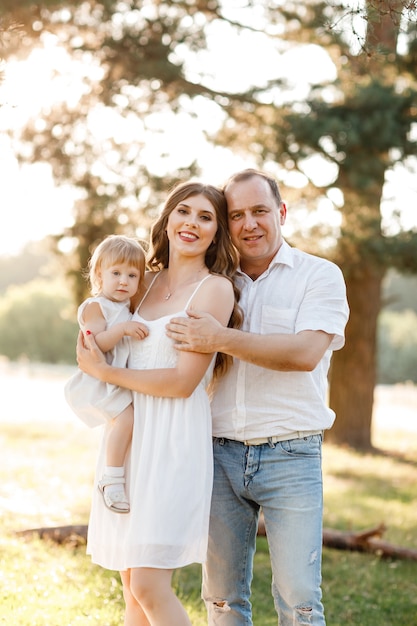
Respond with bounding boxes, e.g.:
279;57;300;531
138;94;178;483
202;435;326;625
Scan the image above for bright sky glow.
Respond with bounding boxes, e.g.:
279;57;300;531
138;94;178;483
0;141;75;254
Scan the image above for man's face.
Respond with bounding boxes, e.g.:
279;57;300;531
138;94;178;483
225;176;286;274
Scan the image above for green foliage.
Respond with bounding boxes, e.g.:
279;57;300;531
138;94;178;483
288;82;417;169
0;279;78;363
377;309;417;384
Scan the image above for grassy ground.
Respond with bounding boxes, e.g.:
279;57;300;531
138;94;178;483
1;364;416;625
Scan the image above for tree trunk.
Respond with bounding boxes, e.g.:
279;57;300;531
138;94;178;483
328;265;384;450
327;0;404;450
365;0;403;53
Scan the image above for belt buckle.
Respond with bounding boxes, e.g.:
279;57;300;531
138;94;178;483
243;437;269;446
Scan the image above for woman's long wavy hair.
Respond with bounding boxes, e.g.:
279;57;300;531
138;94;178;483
147;181;243;377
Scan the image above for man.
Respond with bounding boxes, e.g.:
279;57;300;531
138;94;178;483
166;169;349;625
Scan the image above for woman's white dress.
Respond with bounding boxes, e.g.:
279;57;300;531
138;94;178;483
87;275;215;571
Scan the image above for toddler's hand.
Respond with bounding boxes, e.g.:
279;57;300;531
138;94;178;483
124;321;148;340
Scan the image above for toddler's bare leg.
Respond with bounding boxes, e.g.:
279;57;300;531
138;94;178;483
99;405;134;513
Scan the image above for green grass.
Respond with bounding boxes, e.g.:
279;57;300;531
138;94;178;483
1;398;417;625
0;534;124;626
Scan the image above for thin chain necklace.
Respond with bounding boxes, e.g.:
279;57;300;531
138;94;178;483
163;267;206;300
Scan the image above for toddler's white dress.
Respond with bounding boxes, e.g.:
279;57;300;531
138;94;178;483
87;275;215;570
64;296;132;427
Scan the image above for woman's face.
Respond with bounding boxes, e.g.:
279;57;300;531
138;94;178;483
166;193;218;258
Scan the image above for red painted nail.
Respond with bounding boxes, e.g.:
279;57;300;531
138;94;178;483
86;330;91;335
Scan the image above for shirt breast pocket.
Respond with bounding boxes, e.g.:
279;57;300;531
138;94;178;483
261;306;297;334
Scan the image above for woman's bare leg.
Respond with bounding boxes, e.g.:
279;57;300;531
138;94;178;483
121;570;150;626
128;567;192;626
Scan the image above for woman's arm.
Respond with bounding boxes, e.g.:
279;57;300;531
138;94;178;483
77;276;234;397
77;332;215;397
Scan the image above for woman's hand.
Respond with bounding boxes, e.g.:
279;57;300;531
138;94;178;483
76;330;110;380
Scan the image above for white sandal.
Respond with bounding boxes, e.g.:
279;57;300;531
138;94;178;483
98;475;130;514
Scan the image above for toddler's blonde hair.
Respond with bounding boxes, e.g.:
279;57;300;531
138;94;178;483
87;235;146;296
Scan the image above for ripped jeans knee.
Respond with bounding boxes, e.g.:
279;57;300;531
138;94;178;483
212;599;231;612
295;604;313;625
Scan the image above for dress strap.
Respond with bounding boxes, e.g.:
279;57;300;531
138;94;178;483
184;274;212;310
136;272;161;312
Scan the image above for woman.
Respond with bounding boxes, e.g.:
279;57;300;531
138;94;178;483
76;181;241;626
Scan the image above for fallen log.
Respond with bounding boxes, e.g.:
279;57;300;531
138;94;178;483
322;525;417;560
17;521;417;561
257;518;417;561
17;524;88;547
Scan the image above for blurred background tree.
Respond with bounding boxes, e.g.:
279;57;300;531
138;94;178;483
1;0;416;450
0;274;78;363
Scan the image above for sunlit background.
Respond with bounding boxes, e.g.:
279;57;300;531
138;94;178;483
1;11;416;256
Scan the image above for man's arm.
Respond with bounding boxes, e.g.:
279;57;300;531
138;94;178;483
166;310;334;372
